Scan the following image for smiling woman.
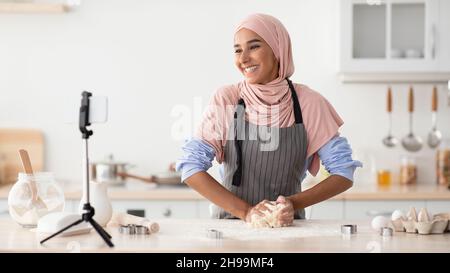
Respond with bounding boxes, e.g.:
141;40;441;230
176;13;362;227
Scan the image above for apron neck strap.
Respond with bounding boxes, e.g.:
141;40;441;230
286;78;303;124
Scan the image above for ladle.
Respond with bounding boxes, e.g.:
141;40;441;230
382;87;398;147
401;87;423;152
427;86;442;148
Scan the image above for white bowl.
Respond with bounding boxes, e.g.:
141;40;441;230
405;49;423;59
390;49;404;58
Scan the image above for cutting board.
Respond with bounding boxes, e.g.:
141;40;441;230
0;129;44;185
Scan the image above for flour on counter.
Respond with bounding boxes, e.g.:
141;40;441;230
161;219;341;241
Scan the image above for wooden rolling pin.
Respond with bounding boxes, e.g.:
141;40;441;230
109;212;160;234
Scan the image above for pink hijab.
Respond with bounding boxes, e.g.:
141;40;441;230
196;13;343;176
237;13;296;128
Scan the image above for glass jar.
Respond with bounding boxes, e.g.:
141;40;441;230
8;172;65;228
436;139;450;186
399;156;417;185
377;169;391;187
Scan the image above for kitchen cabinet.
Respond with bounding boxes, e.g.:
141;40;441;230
5;198;205;220
308;200;345;220
290;199;449;220
0;2;71;13
343;199;450;219
110;200;198;219
344;200;426;219
197;200;213;219
425;200;450;212
339;0;450;83
439;0;450;71
0;200;7;219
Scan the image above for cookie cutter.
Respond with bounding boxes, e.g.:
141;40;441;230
119;224;150;235
380;227;393;236
206;229;223;239
341;224;357;235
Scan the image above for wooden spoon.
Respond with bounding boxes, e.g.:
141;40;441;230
18;149;47;210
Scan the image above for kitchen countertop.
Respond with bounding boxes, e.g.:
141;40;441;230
1;182;449;201
0;218;448;253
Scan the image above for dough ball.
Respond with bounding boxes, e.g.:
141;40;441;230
249;202;287;228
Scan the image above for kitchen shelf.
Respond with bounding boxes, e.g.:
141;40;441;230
0;2;70;13
339;72;450;84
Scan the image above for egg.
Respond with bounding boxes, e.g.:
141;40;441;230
417;208;431;222
391;210;405;221
371;215;390;231
406;207;417;221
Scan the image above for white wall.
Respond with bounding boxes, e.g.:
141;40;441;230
1;0;449;186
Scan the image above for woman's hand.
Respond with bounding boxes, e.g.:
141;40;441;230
244;200;272;223
275;195;294;227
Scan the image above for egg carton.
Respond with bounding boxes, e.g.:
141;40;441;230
391;208;450;235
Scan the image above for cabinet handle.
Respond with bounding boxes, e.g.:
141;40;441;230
163;208;172;217
126;209;145;217
366;210;392;217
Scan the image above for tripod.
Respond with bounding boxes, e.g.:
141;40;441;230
40;91;114;247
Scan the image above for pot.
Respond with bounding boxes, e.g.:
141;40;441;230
90;155;133;186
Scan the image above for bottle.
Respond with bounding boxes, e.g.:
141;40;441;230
78;180;112;227
399;156;417;185
436;139;450;186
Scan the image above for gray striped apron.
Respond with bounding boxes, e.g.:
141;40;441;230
212;78;308;219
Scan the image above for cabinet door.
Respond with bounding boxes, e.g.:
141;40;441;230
0;199;8;219
308;200;344;220
197;200;212;219
111;200;197;219
438;0;450;71
426;200;450;213
344;200;426;220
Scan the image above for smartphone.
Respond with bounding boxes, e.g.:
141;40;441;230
87;96;108;124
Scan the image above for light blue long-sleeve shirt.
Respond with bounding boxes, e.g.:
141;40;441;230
176;135;362;183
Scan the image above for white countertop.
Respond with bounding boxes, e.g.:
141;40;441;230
0;218;449;253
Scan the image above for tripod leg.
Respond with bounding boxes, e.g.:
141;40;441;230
88;219;114;247
89;219;112;239
40;219;84;245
